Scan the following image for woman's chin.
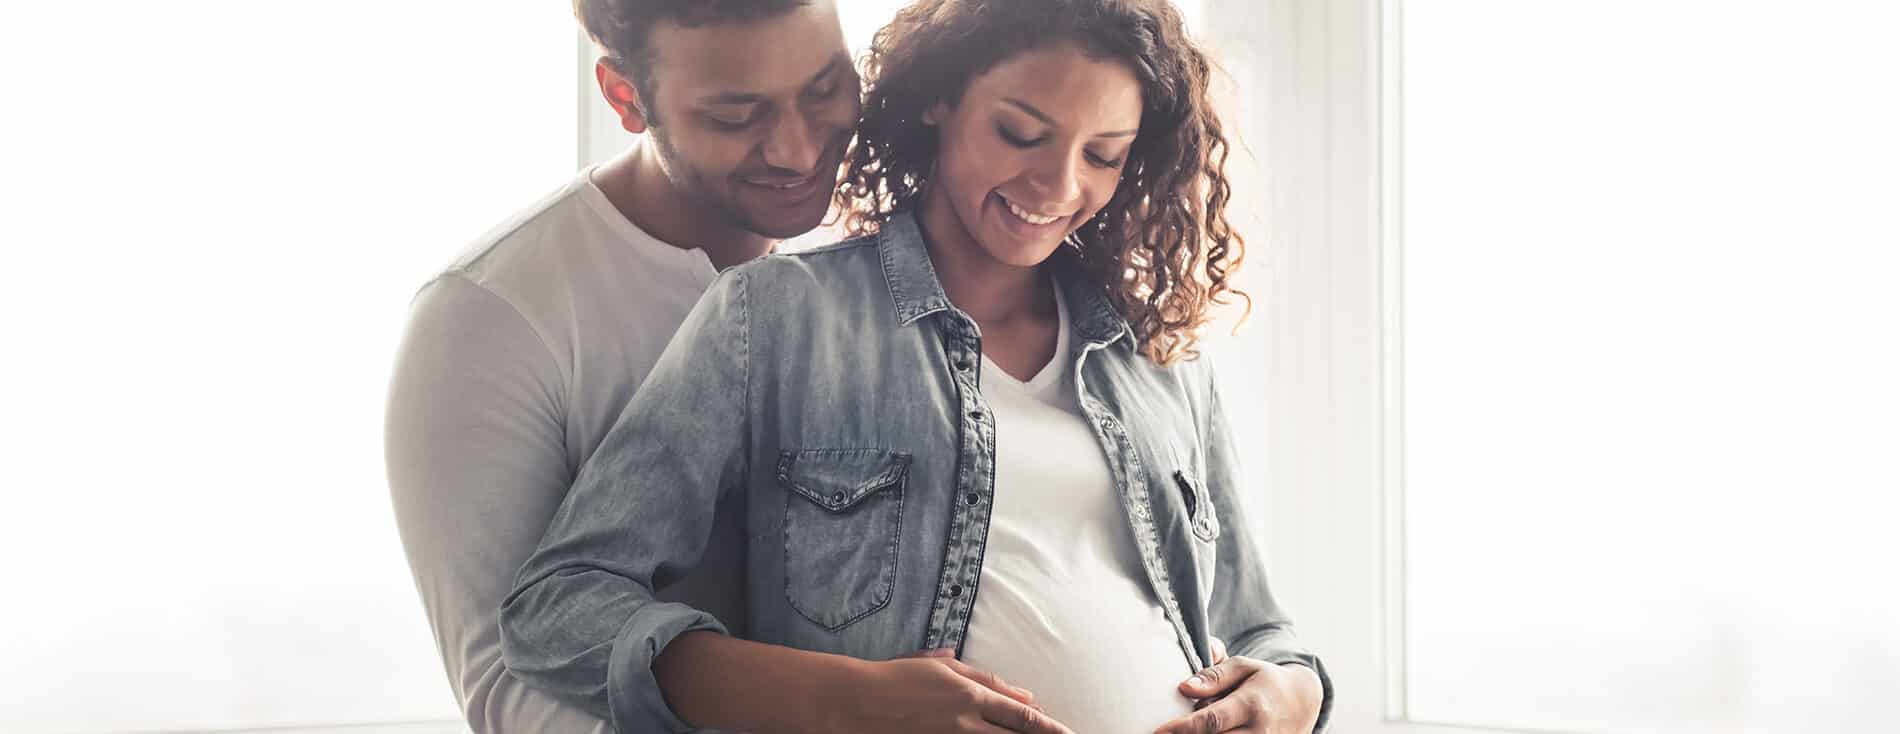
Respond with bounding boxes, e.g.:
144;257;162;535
979;225;1069;268
977;237;1063;269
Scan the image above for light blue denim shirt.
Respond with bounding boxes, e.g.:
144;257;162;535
499;211;1332;733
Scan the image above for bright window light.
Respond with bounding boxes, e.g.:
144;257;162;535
1402;3;1900;732
0;2;576;732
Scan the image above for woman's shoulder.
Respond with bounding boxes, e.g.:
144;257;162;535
715;231;894;327
1103;339;1224;416
728;231;881;285
783;230;883;258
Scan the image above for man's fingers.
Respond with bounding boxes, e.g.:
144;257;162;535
1178;654;1262;697
1152;690;1261;734
1209;636;1229;664
978;689;1077;734
944;658;1040;709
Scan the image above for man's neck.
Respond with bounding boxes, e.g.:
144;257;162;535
591;142;774;271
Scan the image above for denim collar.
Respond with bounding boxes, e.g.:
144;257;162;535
876;210;1133;347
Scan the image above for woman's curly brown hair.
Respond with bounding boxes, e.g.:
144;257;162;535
834;0;1246;366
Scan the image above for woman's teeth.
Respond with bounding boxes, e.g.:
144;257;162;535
1004;198;1062;225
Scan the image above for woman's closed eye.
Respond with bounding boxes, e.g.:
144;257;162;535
996;124;1125;168
996;123;1045;148
1085;148;1125;168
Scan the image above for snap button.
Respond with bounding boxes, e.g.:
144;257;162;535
965;492;980;505
829;491;846;506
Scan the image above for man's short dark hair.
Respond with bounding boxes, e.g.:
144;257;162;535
573;0;813;119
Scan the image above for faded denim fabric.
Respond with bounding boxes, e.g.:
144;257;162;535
499;211;1333;733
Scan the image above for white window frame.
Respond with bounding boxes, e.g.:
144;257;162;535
1209;0;1525;732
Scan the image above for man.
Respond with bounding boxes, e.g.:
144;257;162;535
385;2;858;731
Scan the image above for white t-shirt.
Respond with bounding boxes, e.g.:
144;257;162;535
959;287;1199;733
385;167;747;733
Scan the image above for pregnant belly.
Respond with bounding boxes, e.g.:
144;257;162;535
959;570;1198;733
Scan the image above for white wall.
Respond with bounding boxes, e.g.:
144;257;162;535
0;3;577;732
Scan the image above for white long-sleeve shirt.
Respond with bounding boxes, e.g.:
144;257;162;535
384;167;747;733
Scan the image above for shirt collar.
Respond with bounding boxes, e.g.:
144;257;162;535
876;210;1133;346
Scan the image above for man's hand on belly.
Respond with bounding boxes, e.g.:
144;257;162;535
1152;656;1323;734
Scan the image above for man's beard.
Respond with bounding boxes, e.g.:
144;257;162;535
649;125;849;241
648;128;775;238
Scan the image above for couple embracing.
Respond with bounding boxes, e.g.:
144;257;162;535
387;1;1331;732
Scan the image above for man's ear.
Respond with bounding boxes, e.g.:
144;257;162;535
596;60;649;134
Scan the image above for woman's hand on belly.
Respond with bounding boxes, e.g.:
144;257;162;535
826;653;1077;734
1152;656;1324;734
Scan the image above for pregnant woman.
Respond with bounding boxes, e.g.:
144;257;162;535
500;1;1331;732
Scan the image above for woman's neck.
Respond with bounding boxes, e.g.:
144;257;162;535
915;185;1055;325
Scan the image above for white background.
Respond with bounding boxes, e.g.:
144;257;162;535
1402;2;1900;732
0;3;578;732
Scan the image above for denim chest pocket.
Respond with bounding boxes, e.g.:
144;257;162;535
777;448;910;631
1173;470;1222;543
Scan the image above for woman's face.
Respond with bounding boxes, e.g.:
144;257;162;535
924;44;1144;268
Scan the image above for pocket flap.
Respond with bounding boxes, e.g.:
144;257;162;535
776;449;912;512
1174;470;1222;542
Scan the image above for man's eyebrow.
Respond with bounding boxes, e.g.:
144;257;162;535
698;57;847;107
1003;97;1140;138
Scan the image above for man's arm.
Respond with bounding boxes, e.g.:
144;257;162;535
385;273;611;734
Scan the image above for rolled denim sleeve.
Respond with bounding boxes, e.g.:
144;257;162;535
1200;360;1335;732
499;269;751;733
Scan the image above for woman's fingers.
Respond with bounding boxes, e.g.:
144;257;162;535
942;658;1041;709
1179;653;1263;697
1152;688;1264;734
1209;636;1229;664
977;688;1077;734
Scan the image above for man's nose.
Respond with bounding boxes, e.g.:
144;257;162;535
761;110;822;175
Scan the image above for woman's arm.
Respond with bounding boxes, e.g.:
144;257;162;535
1197;360;1335;731
654;632;1069;734
497;269;754;732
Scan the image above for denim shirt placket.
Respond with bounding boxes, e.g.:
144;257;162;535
922;310;1000;653
919;306;1203;670
1073;339;1204;672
